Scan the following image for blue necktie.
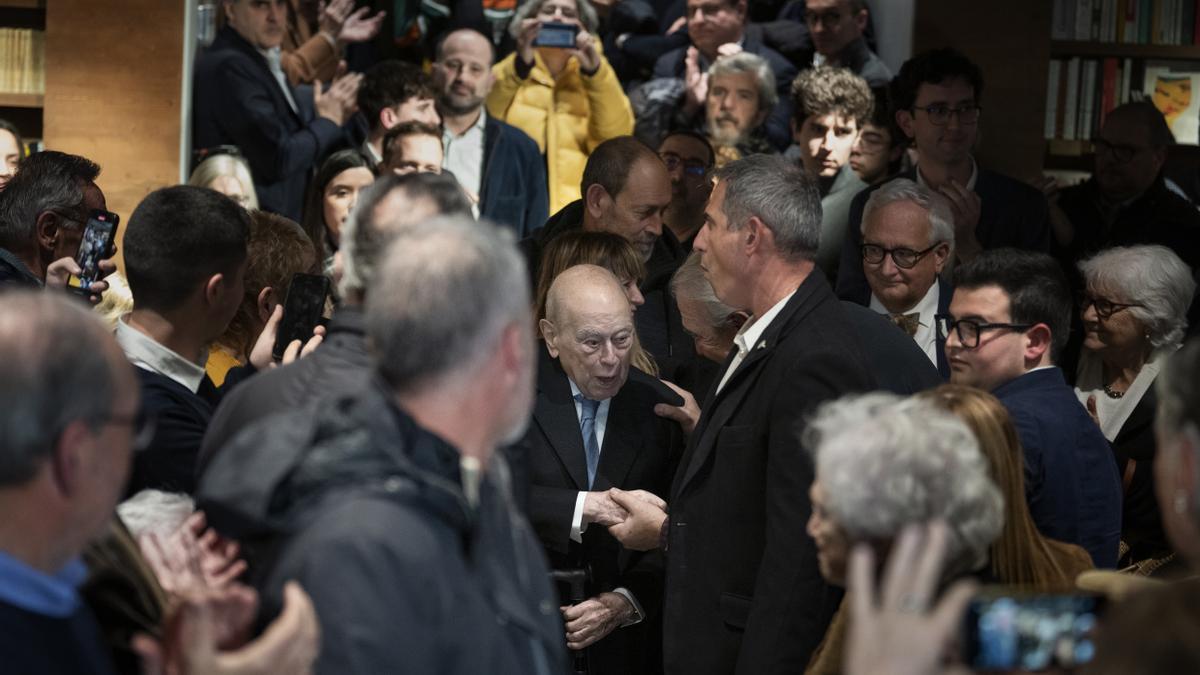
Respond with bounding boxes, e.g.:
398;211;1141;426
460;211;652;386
576;394;601;488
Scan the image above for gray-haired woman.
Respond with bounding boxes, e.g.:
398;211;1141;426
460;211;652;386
1074;244;1197;571
801;392;1004;675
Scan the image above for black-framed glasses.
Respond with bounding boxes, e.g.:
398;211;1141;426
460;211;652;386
935;314;1033;349
1090;137;1145;164
911;104;982;126
803;9;843;27
861;243;941;269
1079;293;1141;320
659;152;709;177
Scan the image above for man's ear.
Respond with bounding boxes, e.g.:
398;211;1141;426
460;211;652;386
932;242;951;274
853;7;869;33
743;215;771;256
257;287;276;323
895;108;915;140
380;106;399;131
51;420;90;499
1024;323;1054;363
584;184;612;220
204;272;228;308
539;318;560;357
35;211;62;252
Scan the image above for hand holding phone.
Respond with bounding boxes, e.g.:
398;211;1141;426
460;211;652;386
73;210;119;292
532;21;578;48
272;273;331;362
963;590;1105;671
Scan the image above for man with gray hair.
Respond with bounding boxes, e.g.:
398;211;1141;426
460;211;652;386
198;172;472;471
198;216;566;674
609;154;875;673
702;51;778;163
854;177;956;377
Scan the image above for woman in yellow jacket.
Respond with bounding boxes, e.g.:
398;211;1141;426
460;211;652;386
486;0;634;213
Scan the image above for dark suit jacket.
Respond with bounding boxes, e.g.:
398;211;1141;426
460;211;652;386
843;277;954;379
514;347;683;674
480;115;549;238
193;26;347;220
663;272;874;674
993;368;1123;569
839;301;940;393
652;32;797;151
129;369;220;495
835;168;1051;304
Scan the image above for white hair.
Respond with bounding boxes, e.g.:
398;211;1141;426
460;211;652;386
117;489;195;540
861;178;956;258
1078;245;1196;348
708;51;778;113
670;252;739;329
805;392;1004;577
187;154;259;210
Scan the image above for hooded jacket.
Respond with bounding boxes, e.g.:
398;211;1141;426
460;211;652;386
196;379;566;675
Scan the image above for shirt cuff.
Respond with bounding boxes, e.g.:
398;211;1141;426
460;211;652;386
611;587;645;627
570;491;588;543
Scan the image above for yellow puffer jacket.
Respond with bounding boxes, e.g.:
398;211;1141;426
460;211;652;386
486;48;634;213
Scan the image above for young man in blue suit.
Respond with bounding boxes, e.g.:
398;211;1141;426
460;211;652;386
941;248;1122;568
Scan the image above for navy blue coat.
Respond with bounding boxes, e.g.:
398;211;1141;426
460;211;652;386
993;367;1123;569
193;27;348;221
479;115;549;239
835;168;1051;305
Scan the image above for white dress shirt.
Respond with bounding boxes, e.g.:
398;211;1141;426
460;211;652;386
869;278;941;367
564;377;643;625
715;289;797;394
442;110;486;205
115;316;206;393
257;46;299;115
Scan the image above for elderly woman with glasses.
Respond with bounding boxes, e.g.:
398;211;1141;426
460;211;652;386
486;0;634;214
801;392;1004;675
1073;244;1197;571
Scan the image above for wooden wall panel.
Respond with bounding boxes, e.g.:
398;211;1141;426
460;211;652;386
912;0;1052;181
43;0;186;226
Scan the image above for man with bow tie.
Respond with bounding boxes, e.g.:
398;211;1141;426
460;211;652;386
856;177;956;378
512;264;683;674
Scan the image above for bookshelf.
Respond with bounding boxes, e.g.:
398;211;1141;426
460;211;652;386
1051;39;1200;59
0;0;44;141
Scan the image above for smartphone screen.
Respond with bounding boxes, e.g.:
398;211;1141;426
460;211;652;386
272;273;331;361
963;591;1105;671
533;22;578;48
74;210;119;291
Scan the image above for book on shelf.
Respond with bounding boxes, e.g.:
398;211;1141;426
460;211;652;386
0;28;45;96
1052;0;1200;45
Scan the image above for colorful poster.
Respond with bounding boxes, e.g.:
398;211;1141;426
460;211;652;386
1143;63;1200;144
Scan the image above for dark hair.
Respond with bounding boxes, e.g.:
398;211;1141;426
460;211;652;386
123;185;250;312
1108;100;1176;148
0;118;24;163
382;121;444;166
358;61;437;134
889;47;984;115
0;150;100;253
791;66;874;127
301;149;374;262
659;130;717;168
580;135;661;197
953;249;1072;361
219;211;316;360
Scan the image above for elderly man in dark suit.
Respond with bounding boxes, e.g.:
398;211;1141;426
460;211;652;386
193;0;361;220
610;155;875;674
514;264;683;674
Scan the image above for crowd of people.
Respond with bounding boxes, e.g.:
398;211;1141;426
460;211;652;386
1;0;1199;673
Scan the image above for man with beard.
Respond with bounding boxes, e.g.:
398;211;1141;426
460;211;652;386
432;28;548;236
703;51;778;167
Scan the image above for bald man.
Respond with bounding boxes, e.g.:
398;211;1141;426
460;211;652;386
506;265;683;675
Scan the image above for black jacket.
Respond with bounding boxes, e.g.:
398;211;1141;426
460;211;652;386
839;301;941;393
193;26;348;220
835;168;1052;303
197;379;567;675
479;114;550;238
129;369;220;496
511;347;682;674
0;248;40;289
663;272;874;674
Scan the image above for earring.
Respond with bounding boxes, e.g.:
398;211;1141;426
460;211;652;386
1175;490;1189;515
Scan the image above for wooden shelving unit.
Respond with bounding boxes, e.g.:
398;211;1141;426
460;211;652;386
1051;40;1200;60
0;92;42;108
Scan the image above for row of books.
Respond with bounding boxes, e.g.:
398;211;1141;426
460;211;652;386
1045;57;1200;146
0;28;45;95
1051;0;1200;45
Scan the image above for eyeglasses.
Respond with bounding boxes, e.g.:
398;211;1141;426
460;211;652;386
860;243;941;269
1079;293;1141;320
660;152;709;177
911;104;982;126
1090;137;1145;164
935;315;1033;349
804;10;844;27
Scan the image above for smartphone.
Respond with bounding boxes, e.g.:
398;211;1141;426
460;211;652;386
73;209;119;292
962;590;1106;672
272;273;331;362
533;21;578;48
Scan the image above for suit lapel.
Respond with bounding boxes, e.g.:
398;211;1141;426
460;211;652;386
593;384;643;490
936;277;953;379
479;115;498;208
533;347;589;490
